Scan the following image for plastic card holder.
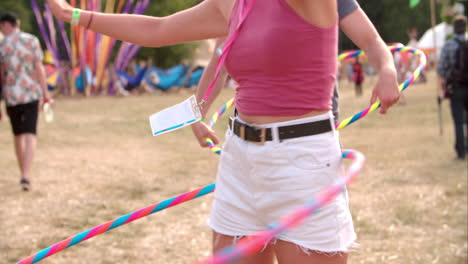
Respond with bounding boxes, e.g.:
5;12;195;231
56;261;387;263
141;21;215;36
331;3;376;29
149;95;202;136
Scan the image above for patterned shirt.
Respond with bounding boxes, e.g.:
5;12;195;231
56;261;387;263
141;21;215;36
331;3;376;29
437;34;466;81
0;31;44;106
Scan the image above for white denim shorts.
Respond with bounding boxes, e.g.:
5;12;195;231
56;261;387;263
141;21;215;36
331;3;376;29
208;112;357;253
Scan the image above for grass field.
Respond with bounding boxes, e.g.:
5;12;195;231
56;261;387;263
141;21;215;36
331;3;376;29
1;72;466;264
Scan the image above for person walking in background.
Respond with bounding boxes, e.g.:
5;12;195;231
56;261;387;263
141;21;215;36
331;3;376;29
437;15;468;160
0;12;53;191
352;56;364;96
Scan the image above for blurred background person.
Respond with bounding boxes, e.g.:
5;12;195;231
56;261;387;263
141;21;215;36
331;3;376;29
352;56;365;97
437;15;468;160
0;12;53;191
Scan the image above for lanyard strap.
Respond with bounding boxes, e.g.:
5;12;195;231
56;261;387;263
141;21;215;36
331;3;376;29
201;0;255;104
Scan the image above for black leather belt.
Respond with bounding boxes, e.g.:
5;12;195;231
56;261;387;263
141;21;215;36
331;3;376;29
229;117;332;143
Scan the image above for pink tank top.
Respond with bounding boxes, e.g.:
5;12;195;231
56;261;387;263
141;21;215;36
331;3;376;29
224;0;338;116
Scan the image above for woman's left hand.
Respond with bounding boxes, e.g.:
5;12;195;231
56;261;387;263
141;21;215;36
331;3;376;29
370;66;400;114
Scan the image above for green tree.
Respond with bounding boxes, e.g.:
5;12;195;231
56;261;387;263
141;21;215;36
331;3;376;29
0;0;36;34
136;0;202;68
339;0;443;51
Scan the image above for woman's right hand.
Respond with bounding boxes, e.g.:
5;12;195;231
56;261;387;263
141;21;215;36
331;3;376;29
46;0;73;22
191;121;219;148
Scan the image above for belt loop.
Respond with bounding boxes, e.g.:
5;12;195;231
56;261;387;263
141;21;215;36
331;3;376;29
259;127;266;144
271;125;280;143
230;117;235;129
239;125;245;140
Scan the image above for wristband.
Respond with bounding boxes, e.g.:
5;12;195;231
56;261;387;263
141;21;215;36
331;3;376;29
71;8;81;26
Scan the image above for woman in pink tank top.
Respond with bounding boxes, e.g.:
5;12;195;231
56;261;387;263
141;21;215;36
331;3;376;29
48;0;400;263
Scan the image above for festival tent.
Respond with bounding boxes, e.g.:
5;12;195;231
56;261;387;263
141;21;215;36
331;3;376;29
417;22;453;56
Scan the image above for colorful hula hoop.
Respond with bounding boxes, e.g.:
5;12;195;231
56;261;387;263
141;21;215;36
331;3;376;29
17;45;424;264
206;45;427;153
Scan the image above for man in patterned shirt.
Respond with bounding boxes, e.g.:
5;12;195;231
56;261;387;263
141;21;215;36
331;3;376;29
0;12;52;191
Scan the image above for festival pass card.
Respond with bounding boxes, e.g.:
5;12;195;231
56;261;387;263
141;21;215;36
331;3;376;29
149;95;202;136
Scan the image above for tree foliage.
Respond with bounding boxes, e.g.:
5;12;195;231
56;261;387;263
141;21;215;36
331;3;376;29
136;0;202;68
0;0;35;34
340;0;443;51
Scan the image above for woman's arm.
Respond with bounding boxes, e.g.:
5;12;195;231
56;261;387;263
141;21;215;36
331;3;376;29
191;38;228;147
195;38;228;118
47;0;229;47
340;8;400;114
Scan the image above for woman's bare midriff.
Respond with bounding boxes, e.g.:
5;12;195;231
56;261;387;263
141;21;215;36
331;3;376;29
238;109;329;125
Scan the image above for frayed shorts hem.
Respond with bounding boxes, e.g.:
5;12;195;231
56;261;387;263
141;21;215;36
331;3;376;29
207;219;254;239
208;220;359;254
274;236;360;255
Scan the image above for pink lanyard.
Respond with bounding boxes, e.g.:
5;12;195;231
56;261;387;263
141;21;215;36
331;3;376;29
200;0;255;104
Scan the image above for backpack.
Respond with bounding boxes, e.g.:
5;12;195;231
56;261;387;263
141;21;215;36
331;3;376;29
450;38;468;87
